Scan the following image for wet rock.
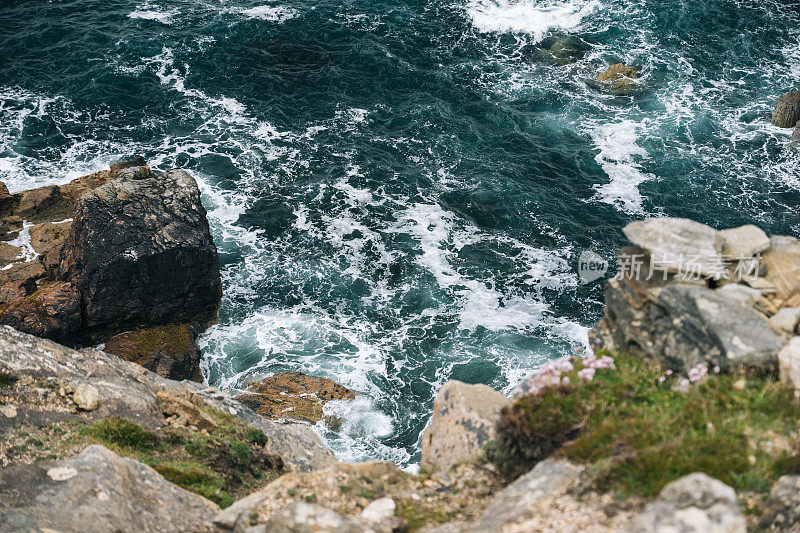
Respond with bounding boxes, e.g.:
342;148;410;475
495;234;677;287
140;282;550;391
600;280;782;372
73;382;100;411
762;236;800;300
0;281;80;344
59;168;222;339
597;63;639;89
769;307;800;334
0;444;219;532
104;324;203;382
236;371;355;423
778;337;800;393
109;156;147;177
761;474;800;530
626;473;745;532
421;380;510;473
772;91;800;128
622;218;724;278
719;224;771;259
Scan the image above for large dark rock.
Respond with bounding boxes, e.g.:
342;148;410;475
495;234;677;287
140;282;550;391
59;167;222;339
104;323;203;382
772;92;800;128
0;282;80;344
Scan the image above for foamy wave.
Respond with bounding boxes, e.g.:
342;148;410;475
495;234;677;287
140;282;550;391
240;5;297;22
467;0;601;41
128;2;177;24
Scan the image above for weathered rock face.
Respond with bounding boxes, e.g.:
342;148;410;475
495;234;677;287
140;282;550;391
0;281;80;344
719;224;771;259
104;324;203;382
761;475;800;530
772;91;800;128
0;326;335;472
625;473;745;533
261;502;373;533
421;380;510;473
0;444;219;533
236;371;355;423
762;236;800;300
59;167;222;339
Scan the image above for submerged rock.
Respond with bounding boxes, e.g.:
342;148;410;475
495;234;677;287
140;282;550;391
626;473;745;532
59;167;222;339
236;371;355;424
0;444;219;533
104;324;203;382
597;63;639;89
772;91;800;128
421;380;509;473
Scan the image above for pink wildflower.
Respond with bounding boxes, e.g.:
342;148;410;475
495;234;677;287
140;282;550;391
577;367;595;381
658;375;666;383
562;376;570;385
665;369;673;376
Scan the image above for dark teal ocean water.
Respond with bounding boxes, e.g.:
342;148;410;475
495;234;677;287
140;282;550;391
2;0;799;469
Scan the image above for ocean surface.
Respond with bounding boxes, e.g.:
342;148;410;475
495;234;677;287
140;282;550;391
2;0;799;469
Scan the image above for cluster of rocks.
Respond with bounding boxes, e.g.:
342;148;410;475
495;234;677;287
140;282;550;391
0;158;221;381
772;91;800;143
589;217;800;381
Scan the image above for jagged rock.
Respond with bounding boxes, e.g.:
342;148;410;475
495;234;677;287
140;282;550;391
719;224;771;259
236;371;355;423
772;92;800;128
778;337;800;393
421;380;510;473
0;282;80;344
110;156;147;177
59;167;222;339
597;63;639;89
0;445;219;532
597;279;782;372
0;260;45;304
262;502;371;533
156;389;217;431
29;221;72;275
769;307;800;334
626;473;745;532
73;382;100;411
622;218;724;278
13;184;73;223
762;236;800;300
761;475;800;530
105;324;203;382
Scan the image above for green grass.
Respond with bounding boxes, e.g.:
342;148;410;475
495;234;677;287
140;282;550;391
155;463;234;508
89;418;158;450
488;351;800;498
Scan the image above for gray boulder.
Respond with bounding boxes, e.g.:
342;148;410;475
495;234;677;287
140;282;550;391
0;445;218;532
626;473;745;532
421;380;509;473
58;167;222;340
622;218;724;279
719;224;770;259
762;236;800;300
761;475;800;530
772;92;800;128
261;502;371;533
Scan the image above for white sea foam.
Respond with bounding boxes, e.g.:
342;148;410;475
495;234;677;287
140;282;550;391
128;9;176;24
239;5;298;22
467;0;601;41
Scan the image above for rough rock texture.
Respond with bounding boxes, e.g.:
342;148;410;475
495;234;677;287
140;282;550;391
0;444;218;532
262;502;374;533
597;63;639;89
772;91;800;128
625;473;745;532
59;167;222;339
105;323;203;382
236;371;355;423
0;326;335;471
719;224;771;259
421;380;510;473
596;277;782;372
769;307;800;334
0;281;80;344
622;218;724;278
762;236;800;300
778;337;800;393
761;475;800;530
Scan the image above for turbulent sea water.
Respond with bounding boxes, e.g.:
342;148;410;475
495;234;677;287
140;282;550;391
2;0;800;469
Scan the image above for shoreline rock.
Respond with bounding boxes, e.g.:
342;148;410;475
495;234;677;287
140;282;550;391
772;91;800;128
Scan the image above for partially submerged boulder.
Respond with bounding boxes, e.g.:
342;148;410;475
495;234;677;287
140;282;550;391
104;324;203;382
236;371;355;424
421;380;509;473
597;63;639;89
0;445;219;532
625;473;745;532
59;167;222;339
772;91;800;128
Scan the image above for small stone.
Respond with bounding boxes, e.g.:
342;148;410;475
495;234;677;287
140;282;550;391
73;383;100;411
47;466;78;481
361;497;396;523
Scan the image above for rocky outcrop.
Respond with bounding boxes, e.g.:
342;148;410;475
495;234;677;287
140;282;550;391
761;474;800;530
236;371;355;424
0;326;334;472
625;473;745;532
597;63;639;90
772;92;800;128
59;166;221;340
591;218;790;373
0;445;218;532
104;324;203;382
421;380;509;473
